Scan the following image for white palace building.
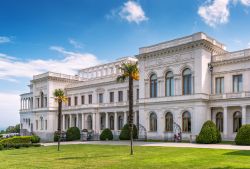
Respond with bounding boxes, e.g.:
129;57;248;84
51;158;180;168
20;32;250;141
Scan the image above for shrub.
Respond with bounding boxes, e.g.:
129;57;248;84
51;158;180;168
196;121;221;144
31;135;40;143
119;124;138;140
0;135;3;138
100;128;113;140
66;127;80;141
0;144;3;150
235;124;250;145
0;136;32;145
54;131;60;142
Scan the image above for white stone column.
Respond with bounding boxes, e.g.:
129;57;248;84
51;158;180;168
134;111;137;125
223;107;228;138
242;105;247;125
96;112;100;133
114;112;118;131
82;113;85;129
93;113;96;131
105;112;109;128
124;111;127;125
69;114;72;127
158;111;165;139
207;107;211;121
62;114;65;131
76;114;79;128
20;99;22;110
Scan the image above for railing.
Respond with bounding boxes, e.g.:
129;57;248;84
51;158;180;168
210;92;250;100
139;32;225;54
213;48;250;62
62;101;139;110
33;72;81;81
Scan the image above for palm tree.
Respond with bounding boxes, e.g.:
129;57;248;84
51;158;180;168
53;89;67;151
117;62;139;155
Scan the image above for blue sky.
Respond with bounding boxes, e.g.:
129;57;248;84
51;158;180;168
0;0;250;128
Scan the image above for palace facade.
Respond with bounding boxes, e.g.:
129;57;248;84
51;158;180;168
20;32;250;141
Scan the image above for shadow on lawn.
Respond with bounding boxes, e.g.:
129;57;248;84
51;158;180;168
210;167;243;169
57;154;119;160
223;150;250;156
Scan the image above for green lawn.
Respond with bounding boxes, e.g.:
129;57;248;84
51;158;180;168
0;144;250;169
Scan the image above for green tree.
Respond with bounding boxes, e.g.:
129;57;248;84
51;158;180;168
53;89;67;151
117;62;139;155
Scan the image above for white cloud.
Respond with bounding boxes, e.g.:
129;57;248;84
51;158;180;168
248;42;250;48
198;0;230;27
69;38;84;49
0;47;102;80
0;36;11;44
239;0;250;6
198;0;250;27
0;92;20;128
107;1;148;24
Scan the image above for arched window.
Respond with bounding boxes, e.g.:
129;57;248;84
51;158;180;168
87;115;92;130
149;112;157;131
182;111;191;132
216;112;223;132
165;112;173;132
233;111;242;132
150;74;158;98
166;71;174;96
183;68;192;95
118;115;123;130
110;115;114;130
40;92;44;108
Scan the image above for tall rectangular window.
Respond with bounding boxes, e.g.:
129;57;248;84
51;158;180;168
88;95;92;104
136;89;139;100
118;91;123;102
45;120;47;130
36;120;38;130
68;97;71;106
110;92;114;103
233;75;243;93
37;98;40;108
44;97;47;107
215;77;224;94
74;96;78;106
81;95;85;105
99;93;103;103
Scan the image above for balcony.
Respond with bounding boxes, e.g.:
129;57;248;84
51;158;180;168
213;48;250;62
210;92;250;100
33;72;82;81
62;101;139;111
139;93;209;104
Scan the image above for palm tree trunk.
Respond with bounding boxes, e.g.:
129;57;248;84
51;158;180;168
57;100;62;151
129;76;134;155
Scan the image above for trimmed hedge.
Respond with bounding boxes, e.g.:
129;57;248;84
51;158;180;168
196;121;221;144
100;128;113;140
0;136;32;145
235;124;250;145
66;127;80;141
31;135;40;143
119;124;138;140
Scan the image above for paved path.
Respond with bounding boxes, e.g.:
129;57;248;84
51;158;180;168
42;141;250;150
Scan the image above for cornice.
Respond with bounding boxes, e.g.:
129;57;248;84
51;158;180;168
136;39;226;60
211;56;250;67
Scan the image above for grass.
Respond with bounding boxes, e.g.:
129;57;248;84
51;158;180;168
0;144;250;169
